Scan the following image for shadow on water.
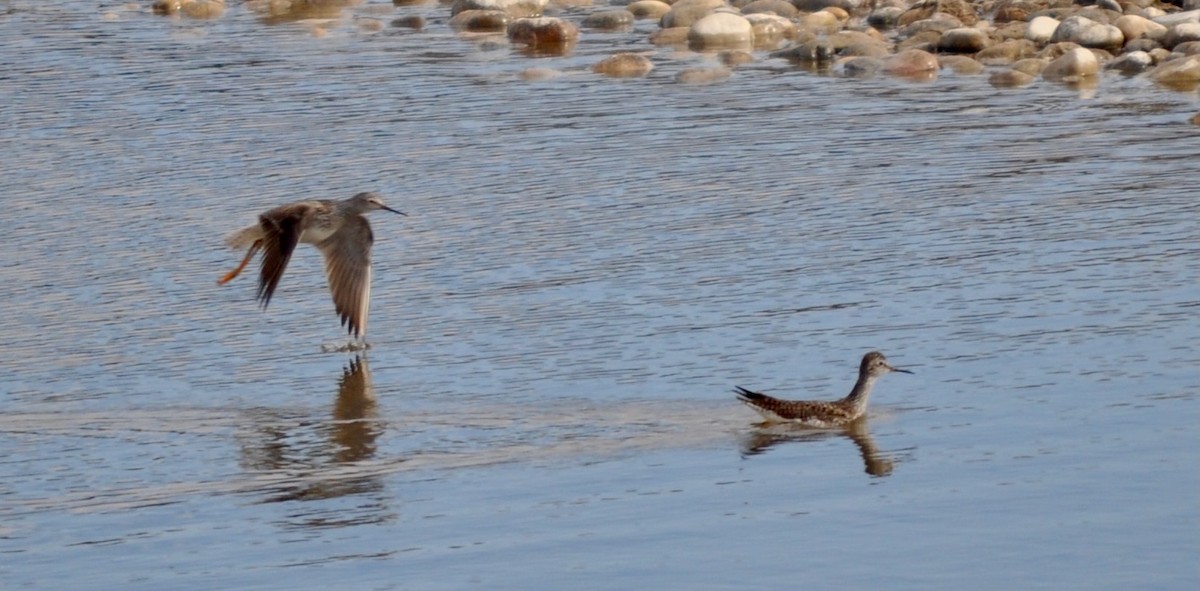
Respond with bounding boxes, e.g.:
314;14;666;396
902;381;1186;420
738;418;909;478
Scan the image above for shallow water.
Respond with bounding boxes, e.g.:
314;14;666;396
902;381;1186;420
1;2;1198;590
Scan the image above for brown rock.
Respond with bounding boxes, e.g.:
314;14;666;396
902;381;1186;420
976;39;1037;64
627;0;671;19
507;17;580;49
989;69;1037;86
593;53;654;77
719;49;756;66
740;0;799;17
649;27;691;45
898;0;977;28
449;9;510;31
1012;57;1049;76
583;9;635;29
885;48;939;75
939;54;985;74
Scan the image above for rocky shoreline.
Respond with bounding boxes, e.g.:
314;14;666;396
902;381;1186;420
145;0;1200;91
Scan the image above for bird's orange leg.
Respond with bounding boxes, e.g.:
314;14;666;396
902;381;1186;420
217;241;261;285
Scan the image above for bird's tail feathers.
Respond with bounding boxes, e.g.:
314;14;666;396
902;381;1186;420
734;386;767;403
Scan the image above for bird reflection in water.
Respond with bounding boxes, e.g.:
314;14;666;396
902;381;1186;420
239;356;392;527
739;418;905;478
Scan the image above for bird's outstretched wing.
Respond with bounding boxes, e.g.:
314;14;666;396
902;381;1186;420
317;215;374;337
256;204;308;309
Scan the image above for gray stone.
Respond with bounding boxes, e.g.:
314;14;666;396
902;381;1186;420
840;56;883;77
1165;23;1200;49
1153;10;1200;28
740;0;799;17
1106;50;1153;73
1050;15;1124;50
1124;38;1162;53
770;40;835;62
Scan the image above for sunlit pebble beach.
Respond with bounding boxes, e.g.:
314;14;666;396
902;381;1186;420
130;0;1200;99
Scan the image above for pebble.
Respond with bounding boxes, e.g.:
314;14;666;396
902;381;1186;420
451;0;547;18
583;10;635;30
1115;15;1168;43
1148;55;1200;87
1106;51;1154;74
1050;16;1124;50
1165;23;1200;49
739;0;798;18
744;13;794;50
1026;16;1060;44
938;27;990;53
450;9;509;31
660;0;725;29
1041;47;1099;80
884;48;939;76
507;17;580;50
627;0;670;20
687;12;754;50
989;68;1037;87
593;53;655;77
939;54;986;75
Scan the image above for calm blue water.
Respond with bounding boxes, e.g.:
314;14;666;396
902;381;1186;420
1;2;1197;590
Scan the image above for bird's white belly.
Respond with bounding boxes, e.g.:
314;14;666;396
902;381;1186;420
300;224;339;244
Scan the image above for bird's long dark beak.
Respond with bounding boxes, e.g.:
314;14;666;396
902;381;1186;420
889;365;913;374
382;205;407;216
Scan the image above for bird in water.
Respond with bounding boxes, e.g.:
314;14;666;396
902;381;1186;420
735;351;912;427
217;191;405;340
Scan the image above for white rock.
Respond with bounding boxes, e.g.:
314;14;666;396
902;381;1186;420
1027;16;1060;44
1042;46;1099;80
688;11;753;49
452;0;547;17
744;13;794;48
